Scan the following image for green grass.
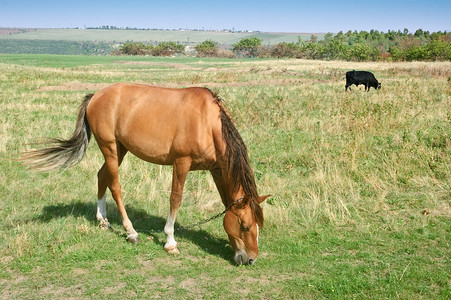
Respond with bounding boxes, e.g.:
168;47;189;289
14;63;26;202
0;54;450;299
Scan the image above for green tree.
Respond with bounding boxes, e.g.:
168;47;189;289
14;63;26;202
232;37;262;57
299;41;326;60
426;39;451;60
389;46;405;61
325;39;350;60
195;40;218;57
406;46;428;61
414;29;424;38
323;32;334;42
350;43;374;61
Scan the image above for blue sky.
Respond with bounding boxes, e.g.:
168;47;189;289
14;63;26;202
0;0;449;33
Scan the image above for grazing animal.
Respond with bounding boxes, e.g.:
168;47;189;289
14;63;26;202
345;70;381;91
21;83;269;265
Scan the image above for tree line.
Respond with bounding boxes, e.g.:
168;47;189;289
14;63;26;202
0;29;448;60
117;29;451;61
112;41;185;56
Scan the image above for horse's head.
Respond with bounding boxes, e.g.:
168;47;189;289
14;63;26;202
223;194;269;265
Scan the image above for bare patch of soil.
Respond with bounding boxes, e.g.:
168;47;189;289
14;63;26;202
103;282;127;296
0;275;27;299
40;283;85;298
72;268;89;276
179;278;196;290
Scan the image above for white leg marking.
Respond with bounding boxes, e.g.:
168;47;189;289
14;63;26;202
126;230;139;241
123;219;138;243
96;194;110;228
96;194;107;220
164;213;178;253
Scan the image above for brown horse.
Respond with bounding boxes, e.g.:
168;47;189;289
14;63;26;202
21;83;269;265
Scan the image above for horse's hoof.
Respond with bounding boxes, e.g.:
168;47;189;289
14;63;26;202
164;246;180;254
98;219;110;230
127;234;139;244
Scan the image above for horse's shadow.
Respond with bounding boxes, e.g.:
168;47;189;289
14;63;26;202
34;200;233;263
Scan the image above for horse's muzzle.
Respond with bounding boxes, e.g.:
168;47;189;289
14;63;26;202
234;251;257;265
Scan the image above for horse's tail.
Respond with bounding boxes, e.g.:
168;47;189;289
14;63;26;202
20;94;94;171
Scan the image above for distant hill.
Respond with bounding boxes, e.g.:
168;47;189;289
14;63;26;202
0;28;325;55
0;28;324;45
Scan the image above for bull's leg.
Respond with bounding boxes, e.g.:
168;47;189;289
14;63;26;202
164;157;192;254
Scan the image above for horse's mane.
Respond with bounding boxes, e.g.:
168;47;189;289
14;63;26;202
205;88;264;228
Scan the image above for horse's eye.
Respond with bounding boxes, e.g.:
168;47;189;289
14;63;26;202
242;226;250;232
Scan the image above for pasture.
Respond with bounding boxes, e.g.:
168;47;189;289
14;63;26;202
0;54;449;299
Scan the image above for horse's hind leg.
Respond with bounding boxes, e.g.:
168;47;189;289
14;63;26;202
97;162;115;230
97;142;138;243
96;186;109;229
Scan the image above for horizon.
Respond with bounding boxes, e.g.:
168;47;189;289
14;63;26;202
1;26;449;35
0;0;449;33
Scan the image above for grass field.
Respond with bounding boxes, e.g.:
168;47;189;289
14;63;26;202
0;28;320;45
0;54;449;299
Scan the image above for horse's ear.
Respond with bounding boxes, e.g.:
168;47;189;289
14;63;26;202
258;194;270;203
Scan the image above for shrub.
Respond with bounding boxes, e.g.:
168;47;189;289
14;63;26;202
406;46;429;61
232;37;262;57
324;40;350;60
299;42;326;60
152;41;184;56
350;43;378;61
195;40;218;57
119;42;153;55
269;42;302;58
426;39;451;60
389;46;405;61
216;49;237;59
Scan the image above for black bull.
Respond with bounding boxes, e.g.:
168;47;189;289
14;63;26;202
345;70;381;91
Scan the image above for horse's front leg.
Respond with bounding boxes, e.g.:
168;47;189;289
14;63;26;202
164;158;191;254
